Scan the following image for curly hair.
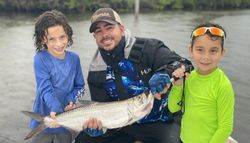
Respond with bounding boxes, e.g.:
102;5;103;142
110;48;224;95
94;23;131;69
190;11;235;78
34;10;73;52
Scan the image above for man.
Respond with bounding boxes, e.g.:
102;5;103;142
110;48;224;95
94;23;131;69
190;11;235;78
75;8;193;143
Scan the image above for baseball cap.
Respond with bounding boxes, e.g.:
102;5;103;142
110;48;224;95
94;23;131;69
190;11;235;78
89;8;122;33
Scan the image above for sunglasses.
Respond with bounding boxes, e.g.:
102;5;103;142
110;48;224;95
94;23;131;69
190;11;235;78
191;27;225;38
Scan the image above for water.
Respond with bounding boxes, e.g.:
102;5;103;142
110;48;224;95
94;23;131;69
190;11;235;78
0;10;249;143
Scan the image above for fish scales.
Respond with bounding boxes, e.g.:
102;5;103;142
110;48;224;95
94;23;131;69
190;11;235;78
55;101;131;131
22;92;154;140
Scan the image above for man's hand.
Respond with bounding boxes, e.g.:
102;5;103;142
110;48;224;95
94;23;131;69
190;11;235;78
83;118;106;137
149;72;171;100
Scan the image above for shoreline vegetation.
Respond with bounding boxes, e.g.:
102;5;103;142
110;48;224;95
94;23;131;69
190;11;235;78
0;0;250;14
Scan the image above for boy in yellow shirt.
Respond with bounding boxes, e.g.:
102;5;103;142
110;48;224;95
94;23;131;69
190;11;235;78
168;23;234;143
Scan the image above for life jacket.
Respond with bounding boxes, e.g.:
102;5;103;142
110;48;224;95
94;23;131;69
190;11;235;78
128;37;174;123
128;37;154;86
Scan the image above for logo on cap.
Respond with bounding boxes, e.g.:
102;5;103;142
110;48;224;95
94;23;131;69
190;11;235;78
91;12;111;23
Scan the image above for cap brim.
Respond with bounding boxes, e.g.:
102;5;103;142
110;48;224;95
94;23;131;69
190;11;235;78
89;19;118;33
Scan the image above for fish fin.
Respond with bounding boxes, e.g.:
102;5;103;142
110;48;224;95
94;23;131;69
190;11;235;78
127;118;136;126
24;123;47;140
22;111;45;122
22;111;48;140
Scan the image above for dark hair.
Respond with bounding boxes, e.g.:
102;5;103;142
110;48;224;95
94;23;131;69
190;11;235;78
34;10;73;52
190;22;226;48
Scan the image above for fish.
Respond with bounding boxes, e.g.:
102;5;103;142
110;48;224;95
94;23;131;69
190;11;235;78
22;91;154;140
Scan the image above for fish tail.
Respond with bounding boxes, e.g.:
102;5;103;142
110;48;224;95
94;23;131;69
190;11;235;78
22;111;47;140
22;111;45;122
24;123;47;140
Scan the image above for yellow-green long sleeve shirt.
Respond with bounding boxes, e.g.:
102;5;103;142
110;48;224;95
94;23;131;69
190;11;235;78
168;68;234;143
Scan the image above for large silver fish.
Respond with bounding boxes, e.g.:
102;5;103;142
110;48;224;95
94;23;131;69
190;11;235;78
22;91;154;140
